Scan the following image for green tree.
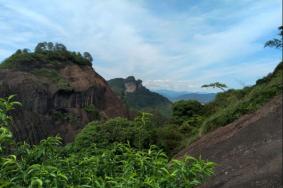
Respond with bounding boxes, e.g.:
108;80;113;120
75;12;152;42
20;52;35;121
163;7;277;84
22;48;30;53
35;42;48;52
15;49;22;55
172;100;203;124
201;82;227;91
0;96;215;187
83;52;93;62
54;43;67;51
47;42;54;51
264;26;282;49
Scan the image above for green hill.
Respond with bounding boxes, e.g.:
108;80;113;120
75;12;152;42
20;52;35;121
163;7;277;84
178;61;283;147
108;76;172;118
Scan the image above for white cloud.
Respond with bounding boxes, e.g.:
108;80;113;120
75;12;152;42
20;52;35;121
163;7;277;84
144;79;200;92
0;0;281;91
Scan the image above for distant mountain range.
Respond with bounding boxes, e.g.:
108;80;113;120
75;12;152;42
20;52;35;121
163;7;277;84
154;89;216;103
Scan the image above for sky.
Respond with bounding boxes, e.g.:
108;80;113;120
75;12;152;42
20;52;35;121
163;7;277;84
0;0;282;92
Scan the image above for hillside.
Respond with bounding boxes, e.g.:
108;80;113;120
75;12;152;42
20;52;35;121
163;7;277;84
174;62;283;187
155;89;216;103
0;42;127;144
175;94;282;187
108;76;172;117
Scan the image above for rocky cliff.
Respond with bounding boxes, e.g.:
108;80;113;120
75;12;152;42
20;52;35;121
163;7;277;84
108;76;172;118
0;45;127;144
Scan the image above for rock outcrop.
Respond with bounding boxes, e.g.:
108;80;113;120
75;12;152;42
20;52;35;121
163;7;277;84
175;95;282;188
0;60;127;144
108;76;172;118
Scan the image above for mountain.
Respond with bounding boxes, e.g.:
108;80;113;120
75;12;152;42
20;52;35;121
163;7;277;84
108;76;172;117
0;43;127;144
154;89;216;103
153;89;188;100
174;93;216;103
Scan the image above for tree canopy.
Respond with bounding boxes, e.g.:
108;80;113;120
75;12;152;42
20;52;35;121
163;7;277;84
201;82;228;91
264;26;283;49
1;42;94;68
172;100;204;124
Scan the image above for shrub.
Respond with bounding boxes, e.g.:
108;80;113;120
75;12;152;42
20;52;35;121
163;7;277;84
172;100;204;124
74;114;156;150
155;124;184;156
0;96;215;187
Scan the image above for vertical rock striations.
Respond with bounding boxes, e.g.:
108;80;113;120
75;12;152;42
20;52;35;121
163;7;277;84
0;63;127;144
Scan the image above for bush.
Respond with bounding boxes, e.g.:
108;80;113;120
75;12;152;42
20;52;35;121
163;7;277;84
172;100;204;124
74;113;157;150
0;96;215;188
155;124;184;156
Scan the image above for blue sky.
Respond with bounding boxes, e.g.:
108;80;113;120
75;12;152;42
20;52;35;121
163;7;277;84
0;0;282;92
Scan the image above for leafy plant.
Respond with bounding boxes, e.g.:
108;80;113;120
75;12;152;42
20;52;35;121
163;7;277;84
0;96;214;187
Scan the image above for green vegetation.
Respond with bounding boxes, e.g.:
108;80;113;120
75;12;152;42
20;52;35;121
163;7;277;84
0;42;93;70
107;60;282;156
52;111;78;124
264;26;282;49
164;32;283;149
108;77;172;118
200;62;282;134
0;97;214;187
32;68;72;91
0;42;95;91
74;113;170;153
170;61;282;148
201;82;228;92
84;104;100;120
1;30;281;187
172;100;204;124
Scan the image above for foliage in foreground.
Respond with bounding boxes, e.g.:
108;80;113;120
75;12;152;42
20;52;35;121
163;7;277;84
0;96;214;188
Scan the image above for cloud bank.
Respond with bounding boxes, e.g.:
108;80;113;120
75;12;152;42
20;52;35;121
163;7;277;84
0;0;281;91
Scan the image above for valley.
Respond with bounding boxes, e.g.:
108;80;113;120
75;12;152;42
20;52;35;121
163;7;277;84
0;1;282;185
0;40;282;187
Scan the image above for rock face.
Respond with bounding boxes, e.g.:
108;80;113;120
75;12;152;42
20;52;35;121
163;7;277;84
0;64;127;144
124;76;143;93
175;95;282;188
108;76;172;118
